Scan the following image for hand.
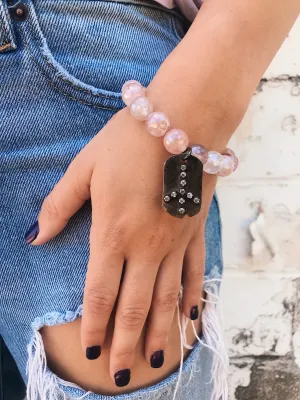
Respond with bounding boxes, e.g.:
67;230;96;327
27;107;217;386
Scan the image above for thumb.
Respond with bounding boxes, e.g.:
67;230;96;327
25;148;94;245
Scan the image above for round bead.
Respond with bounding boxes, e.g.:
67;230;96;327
164;195;170;202
192;144;208;165
146;112;170;137
224;148;239;171
203;151;223;174
179;208;185;214
180;180;187;186
171;191;177;198
130;96;153;121
179;189;186;195
218;155;235;177
180;172;186;178
194;197;200;204
187;192;193;199
163;129;189;155
181;165;187;171
179;198;185;204
122;80;145;106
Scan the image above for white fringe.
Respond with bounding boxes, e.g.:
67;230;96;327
193;279;229;400
26;329;90;400
172;277;229;400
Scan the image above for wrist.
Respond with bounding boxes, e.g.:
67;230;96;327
146;72;247;153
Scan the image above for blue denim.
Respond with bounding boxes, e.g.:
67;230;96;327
0;1;224;399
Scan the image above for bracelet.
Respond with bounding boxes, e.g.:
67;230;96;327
122;80;239;218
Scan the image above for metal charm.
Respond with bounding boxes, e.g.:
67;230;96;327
162;147;203;218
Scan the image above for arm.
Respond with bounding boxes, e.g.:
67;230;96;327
148;0;300;150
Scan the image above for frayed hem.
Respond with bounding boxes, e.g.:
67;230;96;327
26;267;228;400
174;266;229;400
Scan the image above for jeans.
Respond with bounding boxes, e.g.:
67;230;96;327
0;1;226;399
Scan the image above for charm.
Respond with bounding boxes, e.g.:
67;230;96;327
162;147;203;218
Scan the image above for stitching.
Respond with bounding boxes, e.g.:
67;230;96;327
26;16;122;101
21;31;120;111
0;20;10;46
0;42;10;51
43;55;121;100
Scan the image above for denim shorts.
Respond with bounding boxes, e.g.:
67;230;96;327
0;1;226;399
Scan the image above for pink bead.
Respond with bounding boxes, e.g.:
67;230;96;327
224;148;239;171
122;80;145;106
192;144;208;165
146;112;170;137
218;155;235;177
130;96;153;121
203;151;223;174
163;129;189;154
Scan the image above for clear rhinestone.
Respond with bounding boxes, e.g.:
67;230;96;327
180;172;187;178
187;192;193;199
179;198;185;204
179;189;186;195
194;197;200;204
181;165;187;171
179;208;185;214
164;195;170;202
171;191;177;198
180;180;186;186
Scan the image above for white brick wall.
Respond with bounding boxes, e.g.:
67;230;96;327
217;17;300;399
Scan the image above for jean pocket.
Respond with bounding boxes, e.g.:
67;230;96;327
16;0;185;110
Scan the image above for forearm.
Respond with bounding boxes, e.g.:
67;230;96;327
148;0;300;150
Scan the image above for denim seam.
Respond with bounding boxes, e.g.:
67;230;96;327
0;20;11;51
22;13;123;101
24;3;184;100
21;31;120;111
170;14;184;43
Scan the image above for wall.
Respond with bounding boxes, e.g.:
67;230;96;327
217;18;300;400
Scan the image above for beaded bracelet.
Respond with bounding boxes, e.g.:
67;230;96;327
122;80;238;218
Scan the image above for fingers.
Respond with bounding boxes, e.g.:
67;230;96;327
81;223;124;360
110;257;159;386
25;147;94;245
145;251;184;369
182;227;205;321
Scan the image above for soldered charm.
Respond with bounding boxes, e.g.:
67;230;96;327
162;148;203;218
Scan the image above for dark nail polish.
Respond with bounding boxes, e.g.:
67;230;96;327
150;350;164;368
190;305;199;320
86;345;101;360
24;221;39;244
114;369;131;387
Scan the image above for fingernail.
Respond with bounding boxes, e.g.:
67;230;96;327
150;350;164;368
25;221;39;244
114;369;131;387
190;305;199;320
86;345;101;360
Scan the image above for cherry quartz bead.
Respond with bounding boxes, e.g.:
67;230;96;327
122;80;145;106
163;129;189;155
130;96;153;121
146;112;170;137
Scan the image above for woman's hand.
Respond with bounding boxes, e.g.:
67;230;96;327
26;107;217;386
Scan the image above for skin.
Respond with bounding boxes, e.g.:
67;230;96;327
28;0;300;391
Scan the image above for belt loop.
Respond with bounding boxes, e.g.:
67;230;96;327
0;0;17;52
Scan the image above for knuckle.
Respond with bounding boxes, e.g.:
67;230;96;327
119;304;148;329
72;171;89;202
86;285;116;315
154;290;179;312
185;264;205;283
91;222;125;252
42;192;61;220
